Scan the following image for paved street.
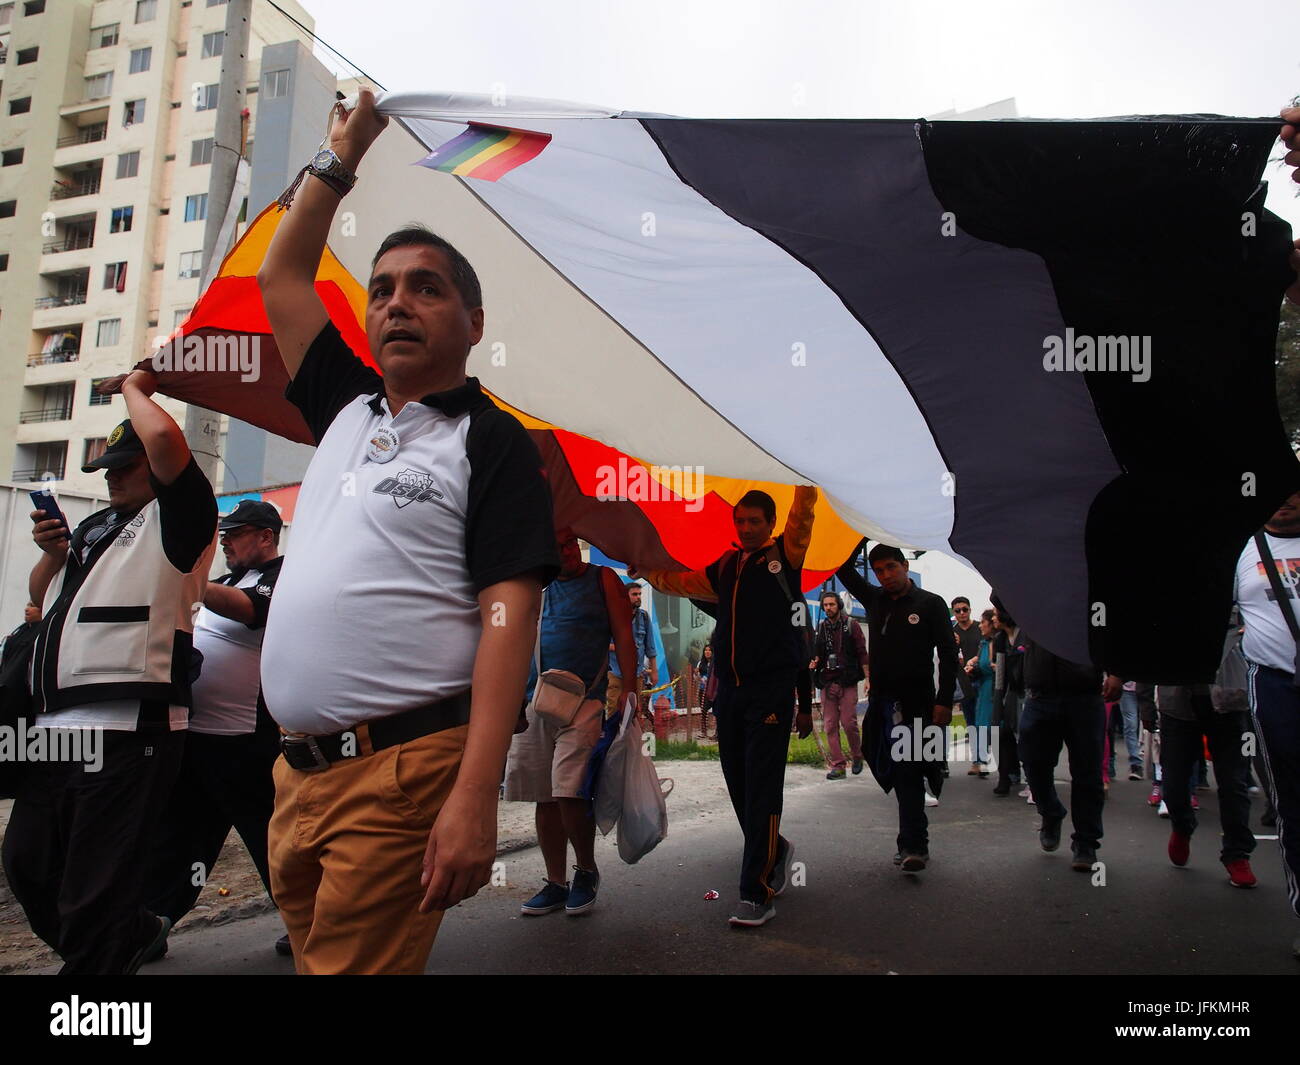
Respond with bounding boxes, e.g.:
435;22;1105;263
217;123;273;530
100;759;1297;976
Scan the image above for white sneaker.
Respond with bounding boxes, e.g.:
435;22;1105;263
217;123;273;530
1158;800;1170;818
924;792;939;808
1025;792;1036;805
1018;786;1031;798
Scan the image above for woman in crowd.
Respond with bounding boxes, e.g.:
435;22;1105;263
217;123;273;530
963;609;997;776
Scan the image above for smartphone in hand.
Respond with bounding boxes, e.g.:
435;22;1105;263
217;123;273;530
30;490;69;539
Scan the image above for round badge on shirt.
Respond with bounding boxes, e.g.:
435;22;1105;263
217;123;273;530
367;426;400;463
908;613;920;624
768;560;781;574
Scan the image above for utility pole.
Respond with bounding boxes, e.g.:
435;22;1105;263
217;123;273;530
187;0;253;486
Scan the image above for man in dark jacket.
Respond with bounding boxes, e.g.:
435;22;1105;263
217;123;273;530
636;487;815;928
1018;637;1119;871
837;541;959;872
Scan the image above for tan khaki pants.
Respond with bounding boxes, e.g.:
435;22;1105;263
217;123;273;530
269;724;468;974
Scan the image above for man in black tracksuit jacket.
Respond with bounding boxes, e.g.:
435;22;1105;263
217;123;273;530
837;541;959;870
637;486;815;927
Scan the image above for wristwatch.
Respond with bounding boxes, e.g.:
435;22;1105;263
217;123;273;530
306;148;357;196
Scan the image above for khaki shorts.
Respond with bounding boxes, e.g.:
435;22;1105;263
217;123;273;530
504;697;604;802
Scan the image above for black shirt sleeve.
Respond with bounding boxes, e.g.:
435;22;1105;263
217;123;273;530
931;596;961;709
238;558;282;630
284;321;383;445
151;457;218;574
836;559;880;610
464;406;559;594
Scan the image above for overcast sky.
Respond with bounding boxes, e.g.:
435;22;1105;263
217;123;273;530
285;0;1299;228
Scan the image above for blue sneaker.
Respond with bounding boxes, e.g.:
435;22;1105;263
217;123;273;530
566;867;600;915
521;879;569;916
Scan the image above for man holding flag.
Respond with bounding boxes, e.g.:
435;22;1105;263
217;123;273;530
254;90;558;974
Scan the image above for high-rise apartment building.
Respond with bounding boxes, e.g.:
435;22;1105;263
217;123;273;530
0;0;323;496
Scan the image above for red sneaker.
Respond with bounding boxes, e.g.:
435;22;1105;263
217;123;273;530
1223;859;1256;888
1168;831;1191;867
1148;786;1161;807
1190;795;1200;811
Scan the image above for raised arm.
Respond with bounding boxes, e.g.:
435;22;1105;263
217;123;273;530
257;90;388;379
835;539;880;609
634;565;716;602
121;369;191;485
781;485;817;569
1282;106;1300;304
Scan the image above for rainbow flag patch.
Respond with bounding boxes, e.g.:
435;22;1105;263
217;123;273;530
417;122;552;181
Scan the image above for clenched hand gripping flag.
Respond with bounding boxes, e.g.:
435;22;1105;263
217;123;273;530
145;92;1299;683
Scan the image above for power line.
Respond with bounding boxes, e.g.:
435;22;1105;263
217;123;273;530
262;0;388;90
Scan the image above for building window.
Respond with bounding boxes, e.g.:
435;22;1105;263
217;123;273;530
0;253;8;271
9;96;31;115
190;137;214;166
195;84;218;111
116;151;139;179
91;23;118;47
103;261;127;291
128;46;151;74
173;307;192;328
123;99;145;126
109;205;134;233
28;442;68;481
0;201;15;218
96;318;121;346
1;148;23;166
207;0;230;6
184;194;207;222
83;438;108;466
23;1;45;14
265;69;291;99
177;250;202;279
16;46;38;64
200;31;223;59
0;3;12;26
84;71;114;101
135;0;156;24
88;380;113;407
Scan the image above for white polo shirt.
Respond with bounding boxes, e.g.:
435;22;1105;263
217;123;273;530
190;558;281;735
1235;531;1300;675
260;323;557;735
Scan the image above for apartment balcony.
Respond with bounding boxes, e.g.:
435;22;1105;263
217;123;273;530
19;407;73;425
50;178;101;201
56;126;108;149
9;468;66;484
34;291;87;309
27;349;80;367
53;124;110;167
42;232;94;254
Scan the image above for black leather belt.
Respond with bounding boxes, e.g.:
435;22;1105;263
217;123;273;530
280;690;472;772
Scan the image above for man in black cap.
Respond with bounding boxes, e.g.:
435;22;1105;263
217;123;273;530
142;499;289;959
3;371;216;974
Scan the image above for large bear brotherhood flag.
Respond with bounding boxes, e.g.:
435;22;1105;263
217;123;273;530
149;92;1299;683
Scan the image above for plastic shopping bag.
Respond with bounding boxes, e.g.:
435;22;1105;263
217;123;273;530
616;742;674;865
593;699;637;836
